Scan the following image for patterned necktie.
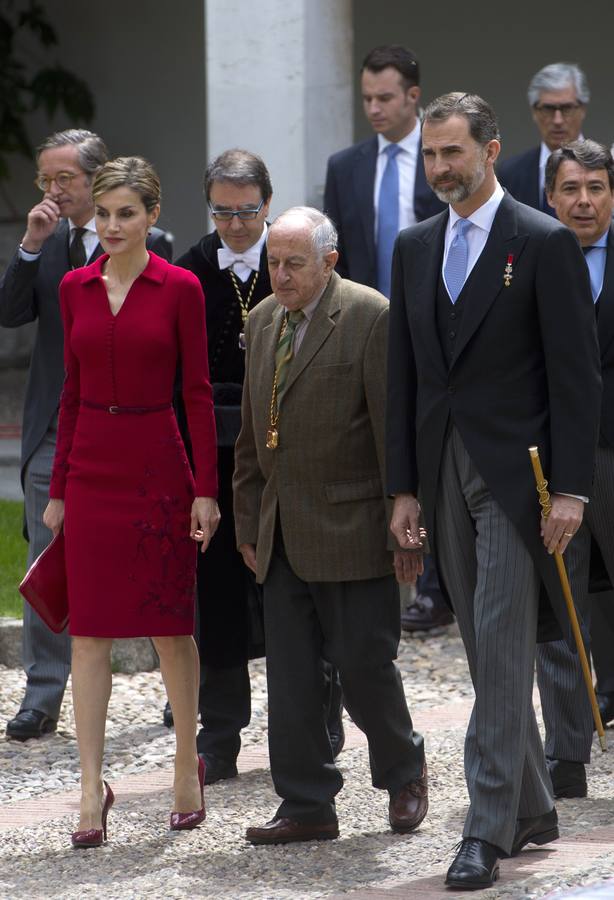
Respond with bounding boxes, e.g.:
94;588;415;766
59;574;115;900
376;144;402;298
444;218;473;303
69;227;87;269
275;310;305;403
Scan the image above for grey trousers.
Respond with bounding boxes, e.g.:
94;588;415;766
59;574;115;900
536;445;614;762
263;533;424;823
21;417;71;720
435;428;553;855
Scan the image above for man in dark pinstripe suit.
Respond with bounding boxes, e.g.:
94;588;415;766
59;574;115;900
536;139;614;799
387;94;601;889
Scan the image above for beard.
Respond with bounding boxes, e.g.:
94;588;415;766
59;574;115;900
431;157;487;204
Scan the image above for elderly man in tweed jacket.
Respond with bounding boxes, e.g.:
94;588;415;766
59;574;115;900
233;206;426;846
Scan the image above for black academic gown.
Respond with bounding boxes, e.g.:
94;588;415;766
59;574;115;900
176;231;272;666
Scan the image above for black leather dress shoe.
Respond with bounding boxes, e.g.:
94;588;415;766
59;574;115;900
546;757;587;799
163;701;173;728
6;709;57;741
597;691;614;728
246;816;339;845
510;808;559;856
445;838;500;889
199;753;239;785
402;593;454;632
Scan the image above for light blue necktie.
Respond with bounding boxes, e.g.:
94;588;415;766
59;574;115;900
583;245;605;303
376;144;402;298
444;218;472;303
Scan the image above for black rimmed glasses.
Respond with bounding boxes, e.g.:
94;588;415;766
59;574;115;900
209;198;264;221
34;171;80;191
533;102;584;119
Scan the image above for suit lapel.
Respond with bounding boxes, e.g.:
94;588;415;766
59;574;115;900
282;274;340;398
89;242;105;264
450;194;528;365
413;212;449;379
597;225;614;356
260;303;285;406
352;138;378;273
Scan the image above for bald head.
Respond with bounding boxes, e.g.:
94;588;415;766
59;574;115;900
267;207;339;311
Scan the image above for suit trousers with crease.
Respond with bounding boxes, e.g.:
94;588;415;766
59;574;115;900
21;416;71;719
536;444;614;762
263;530;424;823
434;428;553;854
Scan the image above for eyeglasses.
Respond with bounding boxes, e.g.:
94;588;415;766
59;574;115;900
34;171;80;192
209;199;264;221
533;102;584;119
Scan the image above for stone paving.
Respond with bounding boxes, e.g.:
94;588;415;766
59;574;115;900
1;629;614;899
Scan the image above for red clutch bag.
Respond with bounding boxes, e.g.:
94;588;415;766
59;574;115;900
19;532;69;634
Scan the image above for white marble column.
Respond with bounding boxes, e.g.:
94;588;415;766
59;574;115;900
204;0;353;217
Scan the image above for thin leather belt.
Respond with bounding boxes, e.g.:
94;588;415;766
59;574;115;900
81;400;171;415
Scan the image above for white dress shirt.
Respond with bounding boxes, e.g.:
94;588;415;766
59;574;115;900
373;121;421;235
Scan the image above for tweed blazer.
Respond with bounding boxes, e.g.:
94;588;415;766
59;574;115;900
233;272;393;584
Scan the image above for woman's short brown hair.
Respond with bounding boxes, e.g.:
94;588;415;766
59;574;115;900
92;156;161;212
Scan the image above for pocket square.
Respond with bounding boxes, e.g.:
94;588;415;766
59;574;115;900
19;532;69;633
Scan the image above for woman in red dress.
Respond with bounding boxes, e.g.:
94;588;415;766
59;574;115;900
44;157;219;846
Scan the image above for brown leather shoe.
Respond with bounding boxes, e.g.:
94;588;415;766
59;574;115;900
389;764;428;833
401;594;454;632
245;816;339;845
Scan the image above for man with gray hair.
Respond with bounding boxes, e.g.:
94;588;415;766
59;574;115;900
0;129;172;741
498;62;589;213
233;206;426;845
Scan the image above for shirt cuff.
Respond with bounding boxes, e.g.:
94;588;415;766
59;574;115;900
18;246;42;261
556;492;589;503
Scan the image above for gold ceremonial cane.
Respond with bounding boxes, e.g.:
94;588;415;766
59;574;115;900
528;446;606;751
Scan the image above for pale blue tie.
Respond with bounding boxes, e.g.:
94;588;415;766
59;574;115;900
376;144;402;298
444;218;472;303
583;245;604;303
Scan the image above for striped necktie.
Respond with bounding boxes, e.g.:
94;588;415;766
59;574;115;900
275;310;304;403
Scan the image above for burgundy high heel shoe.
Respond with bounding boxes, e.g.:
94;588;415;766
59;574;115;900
72;781;115;848
170;756;206;831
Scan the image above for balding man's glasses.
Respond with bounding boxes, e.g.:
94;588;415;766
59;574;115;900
533;102;584;119
35;172;80;191
209;199;264;221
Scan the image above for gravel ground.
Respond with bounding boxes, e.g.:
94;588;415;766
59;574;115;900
1;628;614;899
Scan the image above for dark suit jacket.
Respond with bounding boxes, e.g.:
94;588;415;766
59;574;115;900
0;221;172;480
386;193;602;641
234;272;392;584
597;224;614;447
324;135;445;288
497;147;541;210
